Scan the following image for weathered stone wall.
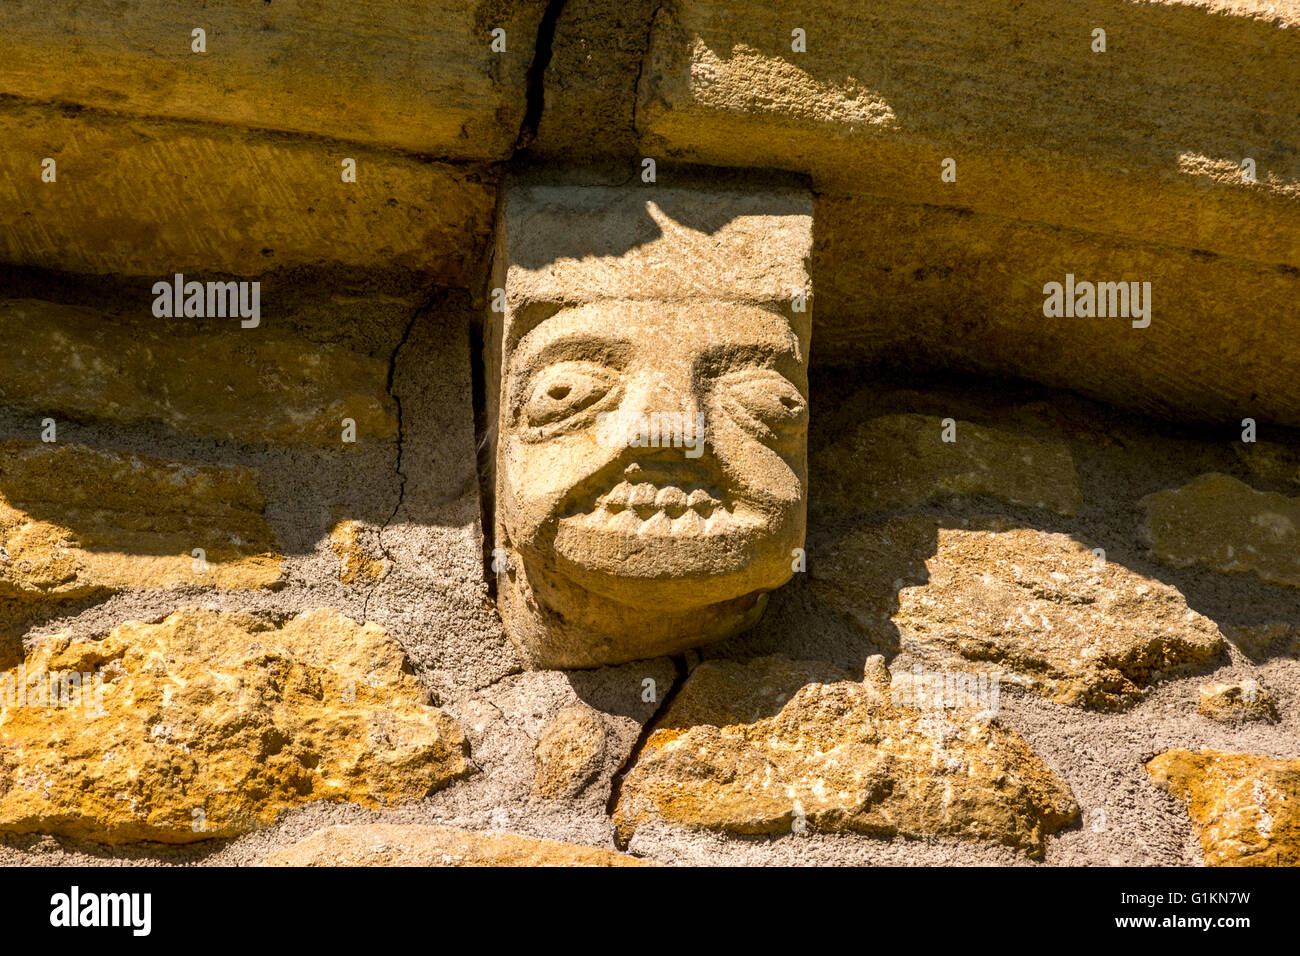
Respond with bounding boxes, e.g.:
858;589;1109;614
0;0;1296;867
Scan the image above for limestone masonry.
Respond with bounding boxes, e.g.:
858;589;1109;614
0;0;1296;871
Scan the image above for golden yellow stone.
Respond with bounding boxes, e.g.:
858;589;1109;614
0;609;471;843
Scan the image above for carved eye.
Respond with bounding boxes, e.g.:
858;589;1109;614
520;362;622;436
716;369;807;441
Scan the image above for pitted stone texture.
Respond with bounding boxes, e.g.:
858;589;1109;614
813;413;1082;517
1198;681;1279;725
0;300;396;445
0;609;470;844
329;517;387;586
533;705;609;799
613;656;1079;857
1234;441;1300;487
0;1;548;158
0;441;281;616
489;179;814;667
454;658;677;805
812;515;1227;709
1142;474;1300;588
1145;750;1300;867
263;824;652;867
0;104;496;281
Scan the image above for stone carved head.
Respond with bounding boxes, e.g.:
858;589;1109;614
489;182;813;668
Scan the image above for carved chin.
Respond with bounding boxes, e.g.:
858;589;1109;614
542;501;798;609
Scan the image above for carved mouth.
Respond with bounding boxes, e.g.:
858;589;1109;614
560;477;748;537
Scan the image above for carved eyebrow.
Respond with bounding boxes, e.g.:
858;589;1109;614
509;333;635;410
515;333;635;373
696;341;803;380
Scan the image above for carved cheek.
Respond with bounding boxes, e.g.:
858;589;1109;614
707;417;804;513
705;370;808;509
502;429;623;546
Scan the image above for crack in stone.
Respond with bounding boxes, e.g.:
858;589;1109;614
604;653;686;850
631;3;664;144
362;308;420;622
514;0;569;150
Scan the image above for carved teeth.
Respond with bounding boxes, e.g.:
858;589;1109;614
589;481;725;524
687;488;717;517
639;512;673;536
675;508;706;535
601;481;630;512
629;481;657;518
655;486;688;517
608;509;642;535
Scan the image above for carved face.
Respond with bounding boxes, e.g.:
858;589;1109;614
499;300;808;615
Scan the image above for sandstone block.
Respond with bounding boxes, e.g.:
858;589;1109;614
532;705;609;799
1225;624;1300;663
613;656;1079;856
263;824;651;867
813;516;1227;709
1198;681;1279;724
0;104;495;280
0;1;547;158
0;441;282;620
0;609;470;843
1146;749;1300;866
638;0;1299;267
813;413;1082;516
813;195;1300;428
1234;441;1300;487
329;518;387;586
1142;474;1300;588
0;300;396;445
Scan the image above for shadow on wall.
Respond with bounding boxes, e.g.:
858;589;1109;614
503;165;814;272
706;364;1299;709
667;0;1296;186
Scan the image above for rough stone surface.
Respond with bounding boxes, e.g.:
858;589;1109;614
0;441;282;616
0;1;1296;872
361;299;520;699
613;656;1079;857
812;515;1228;709
1235;441;1300;487
1145;750;1300;867
1143;474;1300;588
453;657;677;807
812;195;1300;428
263;824;651;867
0;0;547;158
638;0;1298;265
813;413;1082;517
533;0;659;159
532;705;609;799
0;609;470;843
0;104;495;280
1198;681;1279;725
1226;624;1300;663
329;518;387;586
0;300;396;445
489;178;814;667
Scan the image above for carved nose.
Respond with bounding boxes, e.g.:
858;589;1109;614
645;377;703;424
